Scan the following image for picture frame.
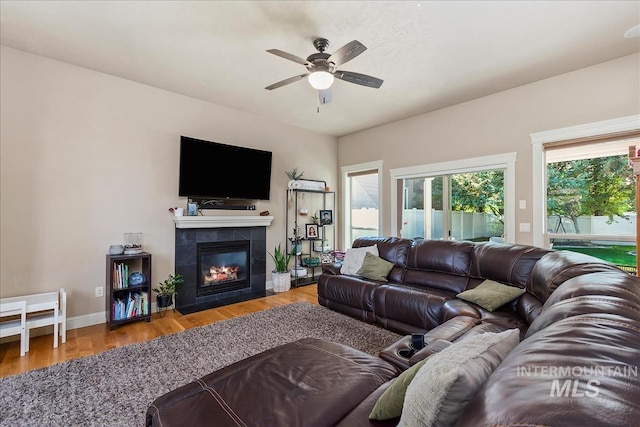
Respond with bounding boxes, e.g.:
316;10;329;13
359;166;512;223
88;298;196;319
305;223;319;240
319;209;333;225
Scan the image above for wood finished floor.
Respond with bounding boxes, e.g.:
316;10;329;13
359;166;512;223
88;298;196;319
0;284;319;378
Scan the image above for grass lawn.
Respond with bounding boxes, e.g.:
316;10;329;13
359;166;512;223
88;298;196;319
553;245;636;267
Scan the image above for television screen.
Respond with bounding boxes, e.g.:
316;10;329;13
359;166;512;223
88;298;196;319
179;136;272;200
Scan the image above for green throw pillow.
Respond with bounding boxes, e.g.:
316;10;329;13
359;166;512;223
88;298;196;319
356;252;394;282
399;329;520;426
369;358;429;420
456;279;525;311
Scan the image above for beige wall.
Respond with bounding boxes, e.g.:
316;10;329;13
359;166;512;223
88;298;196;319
2;46;638;323
0;46;337;321
338;53;640;244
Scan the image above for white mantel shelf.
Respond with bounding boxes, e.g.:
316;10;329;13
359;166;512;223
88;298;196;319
174;215;274;229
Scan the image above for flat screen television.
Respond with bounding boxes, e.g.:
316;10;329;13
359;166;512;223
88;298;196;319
178;136;272;200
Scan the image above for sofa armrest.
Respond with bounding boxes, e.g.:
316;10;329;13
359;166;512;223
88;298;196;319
409;339;452;365
442;298;481;321
322;263;342;275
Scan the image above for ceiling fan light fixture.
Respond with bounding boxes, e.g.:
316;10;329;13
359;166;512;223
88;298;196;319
308;71;334;90
624;24;640;38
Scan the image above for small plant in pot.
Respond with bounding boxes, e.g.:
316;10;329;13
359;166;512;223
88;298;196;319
153;273;184;309
268;244;294;292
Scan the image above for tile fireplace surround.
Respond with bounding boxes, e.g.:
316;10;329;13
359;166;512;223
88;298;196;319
173;215;273;314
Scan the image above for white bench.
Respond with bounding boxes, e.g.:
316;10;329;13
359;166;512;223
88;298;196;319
0;288;67;352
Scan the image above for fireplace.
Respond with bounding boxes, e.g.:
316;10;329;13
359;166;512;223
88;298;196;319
197;241;250;297
174;216;272;315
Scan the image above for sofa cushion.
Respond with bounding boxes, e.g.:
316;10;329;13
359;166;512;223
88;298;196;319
353;237;413;283
526;270;640;338
358;252;395;282
374;285;456;334
369;357;430;420
456;279;525;311
341;245;379;275
404;239;474;294
399;329;520;427
317;274;379;323
528;250;621;302
470;242;550;288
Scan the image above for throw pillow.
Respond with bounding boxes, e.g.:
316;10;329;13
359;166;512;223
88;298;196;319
369;358;429;420
398;329;520;427
340;245;379;275
357;252;394;282
456;279;525;312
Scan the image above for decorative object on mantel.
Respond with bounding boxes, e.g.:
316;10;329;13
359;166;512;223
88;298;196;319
268;244;294;292
168;207;184;217
108;245;124;255
152;273;184;317
187;202;198;216
124;233;143;255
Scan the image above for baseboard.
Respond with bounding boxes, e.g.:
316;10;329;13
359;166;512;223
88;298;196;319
0;311;107;343
3;286;277;343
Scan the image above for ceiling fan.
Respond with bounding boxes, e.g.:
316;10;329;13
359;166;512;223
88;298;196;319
265;38;383;92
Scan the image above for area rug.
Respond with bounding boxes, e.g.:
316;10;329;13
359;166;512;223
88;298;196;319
0;302;401;426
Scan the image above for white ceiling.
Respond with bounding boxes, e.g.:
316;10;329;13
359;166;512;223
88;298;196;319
1;1;639;137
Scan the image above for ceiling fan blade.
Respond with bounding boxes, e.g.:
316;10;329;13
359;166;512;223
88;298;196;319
328;40;367;67
334;70;383;88
266;49;309;66
265;74;309;90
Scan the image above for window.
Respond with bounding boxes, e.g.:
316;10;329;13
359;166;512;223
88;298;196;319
342;161;382;247
531;115;640;273
391;153;516;243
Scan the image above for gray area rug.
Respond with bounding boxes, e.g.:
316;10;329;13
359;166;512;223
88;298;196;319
0;302;401;426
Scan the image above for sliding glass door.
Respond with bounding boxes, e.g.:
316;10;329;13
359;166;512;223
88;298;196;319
401;170;504;242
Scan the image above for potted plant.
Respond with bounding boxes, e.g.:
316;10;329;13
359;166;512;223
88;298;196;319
268;244;294;292
152;273;184;308
285;167;304;181
286;167;305;192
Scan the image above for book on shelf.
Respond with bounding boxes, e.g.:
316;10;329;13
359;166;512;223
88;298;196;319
112;263;131;289
111;291;149;320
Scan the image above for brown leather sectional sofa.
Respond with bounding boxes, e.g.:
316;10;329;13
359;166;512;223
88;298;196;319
147;237;640;426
